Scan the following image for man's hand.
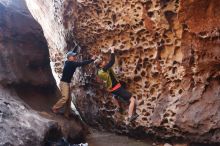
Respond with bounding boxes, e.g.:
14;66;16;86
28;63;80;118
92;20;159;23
109;47;115;53
91;55;97;60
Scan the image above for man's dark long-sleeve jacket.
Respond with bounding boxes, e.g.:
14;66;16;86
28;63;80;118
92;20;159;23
61;59;93;83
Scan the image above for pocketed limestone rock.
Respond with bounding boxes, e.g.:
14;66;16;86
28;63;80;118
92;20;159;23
26;0;220;143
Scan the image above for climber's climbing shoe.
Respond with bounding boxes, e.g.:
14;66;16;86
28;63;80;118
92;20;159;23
128;113;139;123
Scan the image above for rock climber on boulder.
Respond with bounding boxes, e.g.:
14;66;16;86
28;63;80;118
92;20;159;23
52;51;95;118
94;47;139;122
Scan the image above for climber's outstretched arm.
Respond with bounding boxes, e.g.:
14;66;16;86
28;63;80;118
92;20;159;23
74;59;94;67
103;47;115;71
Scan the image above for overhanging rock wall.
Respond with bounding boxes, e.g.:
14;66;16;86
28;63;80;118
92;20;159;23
26;0;220;143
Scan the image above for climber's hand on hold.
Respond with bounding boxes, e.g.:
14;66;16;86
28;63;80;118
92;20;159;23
109;47;115;53
91;55;97;60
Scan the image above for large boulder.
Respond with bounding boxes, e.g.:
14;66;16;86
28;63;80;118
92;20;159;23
26;0;220;143
0;86;58;146
0;0;54;86
0;0;85;145
0;0;59;145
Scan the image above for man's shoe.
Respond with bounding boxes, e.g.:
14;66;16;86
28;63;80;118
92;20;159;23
128;114;139;122
51;108;59;114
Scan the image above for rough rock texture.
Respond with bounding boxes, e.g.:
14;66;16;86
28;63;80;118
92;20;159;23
0;0;54;86
26;0;220;143
0;0;85;145
0;0;58;146
0;0;58;145
0;86;57;146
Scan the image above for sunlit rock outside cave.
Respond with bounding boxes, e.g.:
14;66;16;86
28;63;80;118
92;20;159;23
0;0;220;146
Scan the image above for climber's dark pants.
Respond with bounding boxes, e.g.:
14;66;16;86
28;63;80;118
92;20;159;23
111;86;132;104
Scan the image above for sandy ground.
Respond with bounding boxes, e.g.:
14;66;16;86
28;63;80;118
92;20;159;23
87;129;152;146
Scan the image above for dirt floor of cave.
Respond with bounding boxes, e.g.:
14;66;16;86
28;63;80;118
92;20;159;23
87;129;152;146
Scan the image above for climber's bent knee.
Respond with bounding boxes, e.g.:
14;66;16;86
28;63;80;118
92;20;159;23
130;97;135;101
